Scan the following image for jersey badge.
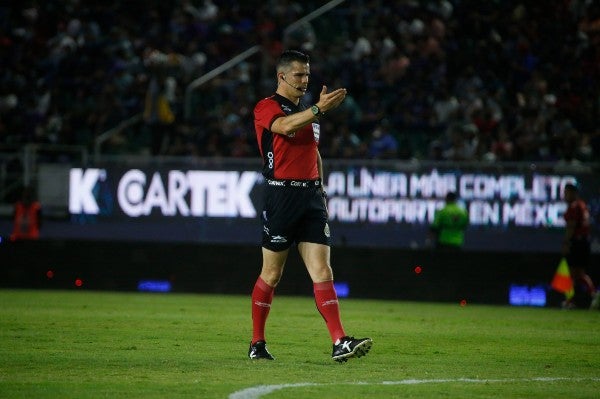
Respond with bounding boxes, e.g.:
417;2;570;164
312;123;320;143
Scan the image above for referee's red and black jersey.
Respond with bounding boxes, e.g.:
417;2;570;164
254;94;320;180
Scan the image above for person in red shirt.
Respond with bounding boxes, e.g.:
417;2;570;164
562;183;598;308
10;185;42;241
249;50;372;362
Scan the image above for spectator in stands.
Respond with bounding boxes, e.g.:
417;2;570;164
442;125;476;161
554;130;593;173
431;88;460;128
142;47;182;155
490;125;515;162
329;123;364;159
367;119;398;159
0;1;598;164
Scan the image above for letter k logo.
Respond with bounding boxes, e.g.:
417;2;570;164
69;168;101;214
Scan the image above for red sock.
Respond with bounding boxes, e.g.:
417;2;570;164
251;277;274;344
314;281;346;342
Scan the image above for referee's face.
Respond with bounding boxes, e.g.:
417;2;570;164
279;61;310;100
563;188;576;203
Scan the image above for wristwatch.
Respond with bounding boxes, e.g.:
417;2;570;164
311;104;321;117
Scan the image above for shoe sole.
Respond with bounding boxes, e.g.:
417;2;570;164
333;339;373;363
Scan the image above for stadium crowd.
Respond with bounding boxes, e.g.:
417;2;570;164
1;0;599;166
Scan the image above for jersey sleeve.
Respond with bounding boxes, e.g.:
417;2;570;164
254;98;286;132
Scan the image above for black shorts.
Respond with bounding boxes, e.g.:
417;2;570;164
567;238;591;269
261;179;331;251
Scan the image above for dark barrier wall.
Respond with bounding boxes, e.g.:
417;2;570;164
3;240;597;305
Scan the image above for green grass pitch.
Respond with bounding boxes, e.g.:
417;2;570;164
1;289;599;398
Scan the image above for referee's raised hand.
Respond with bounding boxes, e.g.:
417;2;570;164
316;85;347;113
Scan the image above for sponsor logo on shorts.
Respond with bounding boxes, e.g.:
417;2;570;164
324;223;330;238
270;235;288;243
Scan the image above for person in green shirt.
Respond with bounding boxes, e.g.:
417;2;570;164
430;191;469;250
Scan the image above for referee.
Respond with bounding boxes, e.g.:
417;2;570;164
248;50;372;362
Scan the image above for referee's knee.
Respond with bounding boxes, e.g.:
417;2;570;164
260;269;283;287
309;266;334;283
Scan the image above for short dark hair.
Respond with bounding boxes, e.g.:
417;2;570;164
276;50;310;72
564;183;579;193
445;192;457;202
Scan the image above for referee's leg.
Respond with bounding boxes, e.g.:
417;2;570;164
298;241;345;341
248;248;288;359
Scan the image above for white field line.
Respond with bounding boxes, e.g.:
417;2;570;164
228;377;600;399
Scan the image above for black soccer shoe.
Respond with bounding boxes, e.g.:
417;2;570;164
248;340;275;360
332;336;373;363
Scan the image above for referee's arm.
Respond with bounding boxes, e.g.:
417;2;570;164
271;110;318;137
